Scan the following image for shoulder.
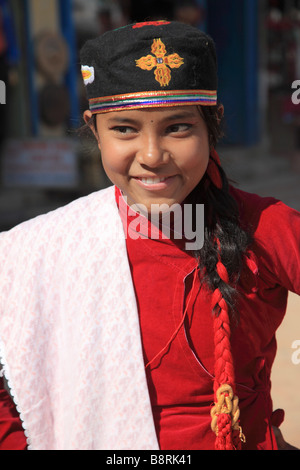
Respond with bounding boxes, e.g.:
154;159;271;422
230;185;280;221
229;185;300;237
230;185;300;292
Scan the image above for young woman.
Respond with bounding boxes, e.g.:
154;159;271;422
0;21;299;450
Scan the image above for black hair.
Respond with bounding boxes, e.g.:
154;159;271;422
191;104;252;320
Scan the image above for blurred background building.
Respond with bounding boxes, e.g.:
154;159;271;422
0;0;300;228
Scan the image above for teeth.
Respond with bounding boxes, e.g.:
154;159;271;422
140;177;167;184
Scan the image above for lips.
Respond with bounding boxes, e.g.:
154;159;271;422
138;176;168;185
132;175;177;191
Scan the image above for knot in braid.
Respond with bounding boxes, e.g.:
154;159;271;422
211;247;245;450
211;385;246;450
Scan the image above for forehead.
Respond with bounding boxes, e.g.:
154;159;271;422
96;106;201;124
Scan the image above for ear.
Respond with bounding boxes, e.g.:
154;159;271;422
83;109;93;125
83;110;99;143
217;104;224;122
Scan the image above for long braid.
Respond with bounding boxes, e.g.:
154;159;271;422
210;244;245;449
212;254;235;391
188;145;252;449
206;157;249;449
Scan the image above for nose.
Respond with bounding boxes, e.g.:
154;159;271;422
136;132;169;167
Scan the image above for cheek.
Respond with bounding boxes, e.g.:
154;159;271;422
100;158;127;189
180;141;210;176
99;142;129;178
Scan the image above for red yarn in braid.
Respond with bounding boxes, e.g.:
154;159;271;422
202;148;248;448
210;244;245;449
206;148;222;190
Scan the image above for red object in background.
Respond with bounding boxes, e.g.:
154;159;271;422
132;21;171;28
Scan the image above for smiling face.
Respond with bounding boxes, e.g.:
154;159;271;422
85;106;210;212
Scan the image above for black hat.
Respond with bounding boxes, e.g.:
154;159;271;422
80;20;217;114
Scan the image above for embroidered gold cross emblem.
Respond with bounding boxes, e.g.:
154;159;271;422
136;38;184;87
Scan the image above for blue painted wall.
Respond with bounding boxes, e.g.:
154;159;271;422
207;0;259;146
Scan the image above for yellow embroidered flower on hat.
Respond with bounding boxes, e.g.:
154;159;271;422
136;38;184;87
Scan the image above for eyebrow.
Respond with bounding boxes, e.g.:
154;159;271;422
106;116;138;125
106;110;198;125
162;110;198;121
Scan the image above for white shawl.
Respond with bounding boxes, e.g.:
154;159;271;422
0;185;159;450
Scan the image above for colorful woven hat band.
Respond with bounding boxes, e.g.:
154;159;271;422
88;90;217;114
80;21;218;114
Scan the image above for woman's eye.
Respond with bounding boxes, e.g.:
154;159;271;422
167;123;192;134
112;126;136;134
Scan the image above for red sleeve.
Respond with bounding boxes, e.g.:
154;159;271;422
0;377;27;450
253;198;300;294
232;186;300;294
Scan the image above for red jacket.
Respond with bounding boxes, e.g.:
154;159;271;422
1;185;300;450
118;185;300;450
